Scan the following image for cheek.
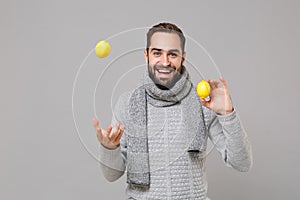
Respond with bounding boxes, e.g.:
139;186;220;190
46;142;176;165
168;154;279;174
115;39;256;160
149;57;160;66
173;59;183;69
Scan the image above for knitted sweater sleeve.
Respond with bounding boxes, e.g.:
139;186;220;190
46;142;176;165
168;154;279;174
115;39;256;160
99;93;129;182
204;106;253;172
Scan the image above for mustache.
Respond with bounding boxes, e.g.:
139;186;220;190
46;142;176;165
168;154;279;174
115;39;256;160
154;65;176;71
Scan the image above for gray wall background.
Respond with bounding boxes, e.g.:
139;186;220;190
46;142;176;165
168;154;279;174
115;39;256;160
1;0;299;199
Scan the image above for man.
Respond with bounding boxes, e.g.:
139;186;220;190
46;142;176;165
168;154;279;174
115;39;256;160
93;22;252;200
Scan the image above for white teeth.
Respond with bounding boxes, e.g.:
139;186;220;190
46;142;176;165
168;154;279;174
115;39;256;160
158;69;171;73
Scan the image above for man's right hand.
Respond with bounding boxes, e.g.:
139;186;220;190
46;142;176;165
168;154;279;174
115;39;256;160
93;117;125;150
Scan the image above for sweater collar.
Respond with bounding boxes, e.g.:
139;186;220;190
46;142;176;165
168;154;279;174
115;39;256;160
143;66;192;107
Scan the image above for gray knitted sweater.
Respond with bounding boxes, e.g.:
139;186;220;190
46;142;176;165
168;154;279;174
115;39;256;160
99;91;252;200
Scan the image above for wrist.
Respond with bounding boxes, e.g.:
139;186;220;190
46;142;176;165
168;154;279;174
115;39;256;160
100;142;120;150
218;107;234;115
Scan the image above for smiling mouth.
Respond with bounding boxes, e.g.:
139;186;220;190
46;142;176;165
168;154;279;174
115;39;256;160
155;67;175;74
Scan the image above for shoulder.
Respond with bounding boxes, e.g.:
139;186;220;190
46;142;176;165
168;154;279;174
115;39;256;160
113;91;131;113
113;90;137;118
114;90;133;108
112;91;131;125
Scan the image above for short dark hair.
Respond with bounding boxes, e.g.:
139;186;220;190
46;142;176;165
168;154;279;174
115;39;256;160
146;22;186;53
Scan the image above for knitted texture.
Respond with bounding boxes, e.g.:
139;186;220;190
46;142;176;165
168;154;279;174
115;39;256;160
100;69;253;200
101;90;252;199
125;67;207;186
126;103;208;200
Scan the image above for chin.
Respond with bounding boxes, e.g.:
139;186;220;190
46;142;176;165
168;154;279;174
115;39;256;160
155;79;175;89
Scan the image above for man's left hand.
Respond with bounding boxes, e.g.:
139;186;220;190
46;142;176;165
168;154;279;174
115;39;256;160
200;77;233;115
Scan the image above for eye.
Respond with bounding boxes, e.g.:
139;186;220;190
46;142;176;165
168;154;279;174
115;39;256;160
169;53;178;58
153;51;161;56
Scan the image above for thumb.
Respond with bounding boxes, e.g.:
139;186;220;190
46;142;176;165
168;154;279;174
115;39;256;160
200;98;209;107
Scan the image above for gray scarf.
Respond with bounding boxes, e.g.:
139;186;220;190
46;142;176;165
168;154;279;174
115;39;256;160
125;66;207;186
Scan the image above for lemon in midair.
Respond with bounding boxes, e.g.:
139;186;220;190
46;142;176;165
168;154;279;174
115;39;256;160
95;40;111;58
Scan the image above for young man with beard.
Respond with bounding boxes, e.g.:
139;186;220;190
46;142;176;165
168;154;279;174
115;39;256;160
93;22;252;200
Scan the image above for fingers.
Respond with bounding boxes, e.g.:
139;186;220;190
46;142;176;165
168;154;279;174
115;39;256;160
93;117;102;135
93;116;125;148
115;126;124;143
93;117;106;141
106;125;113;135
93;116;125;149
108;123;119;140
220;77;229;90
109;123;125;142
208;77;229;90
93;117;99;129
208;79;219;90
200;98;210;108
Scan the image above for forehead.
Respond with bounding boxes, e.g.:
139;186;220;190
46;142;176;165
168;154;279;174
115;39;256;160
150;32;182;53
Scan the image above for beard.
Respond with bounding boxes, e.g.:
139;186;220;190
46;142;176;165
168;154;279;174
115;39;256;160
148;64;182;90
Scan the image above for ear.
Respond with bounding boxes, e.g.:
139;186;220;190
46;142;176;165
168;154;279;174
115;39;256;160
144;49;149;63
181;51;186;65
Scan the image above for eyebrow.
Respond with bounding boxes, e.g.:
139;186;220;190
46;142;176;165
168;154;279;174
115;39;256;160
150;48;181;54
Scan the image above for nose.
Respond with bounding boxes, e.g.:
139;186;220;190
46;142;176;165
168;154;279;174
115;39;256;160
161;53;170;66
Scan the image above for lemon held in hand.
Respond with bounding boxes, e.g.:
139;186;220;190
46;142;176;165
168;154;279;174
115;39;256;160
196;80;211;99
95;40;111;58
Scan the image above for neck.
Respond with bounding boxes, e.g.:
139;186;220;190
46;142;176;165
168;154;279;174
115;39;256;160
155;84;170;90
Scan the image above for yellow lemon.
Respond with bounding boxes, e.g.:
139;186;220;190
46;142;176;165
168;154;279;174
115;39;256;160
196;80;211;99
95;40;111;58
